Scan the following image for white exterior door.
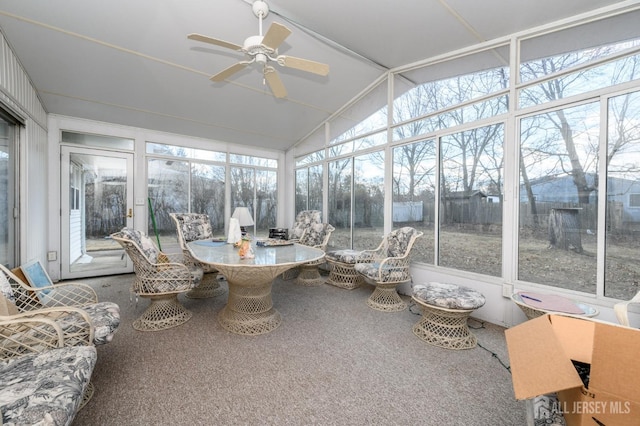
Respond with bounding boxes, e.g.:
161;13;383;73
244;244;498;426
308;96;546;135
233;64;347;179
61;146;134;279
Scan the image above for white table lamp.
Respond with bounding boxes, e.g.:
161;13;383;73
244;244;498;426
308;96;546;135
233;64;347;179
232;207;254;235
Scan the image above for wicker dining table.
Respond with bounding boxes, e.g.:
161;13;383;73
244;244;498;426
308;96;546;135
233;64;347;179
187;240;324;335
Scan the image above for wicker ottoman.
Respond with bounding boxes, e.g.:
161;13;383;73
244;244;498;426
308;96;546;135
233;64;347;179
325;249;363;290
411;282;485;350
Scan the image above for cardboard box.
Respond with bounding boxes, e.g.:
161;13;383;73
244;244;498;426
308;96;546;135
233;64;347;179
505;314;640;425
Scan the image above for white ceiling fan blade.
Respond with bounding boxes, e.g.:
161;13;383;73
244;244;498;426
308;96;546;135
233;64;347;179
188;33;243;51
261;22;291;50
210;62;248;82
264;67;287;98
278;56;329;76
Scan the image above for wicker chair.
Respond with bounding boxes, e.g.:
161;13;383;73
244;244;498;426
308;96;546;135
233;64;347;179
614;290;640;327
289;210;322;242
295;223;335;286
282;210;323;280
354;227;423;312
170;213;226;299
0;263;120;406
111;228;202;331
0;322;97;424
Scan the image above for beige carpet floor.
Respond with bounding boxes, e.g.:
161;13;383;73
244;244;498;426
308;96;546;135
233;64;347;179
73;273;525;425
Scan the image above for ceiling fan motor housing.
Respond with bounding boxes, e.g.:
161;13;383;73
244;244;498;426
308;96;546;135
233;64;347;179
252;1;269;19
244;35;276;57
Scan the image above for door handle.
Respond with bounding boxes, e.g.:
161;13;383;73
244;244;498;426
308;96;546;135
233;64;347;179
127;208;133;218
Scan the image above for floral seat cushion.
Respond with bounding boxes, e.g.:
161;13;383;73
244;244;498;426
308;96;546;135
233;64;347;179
117;228;162;263
172;213;213;243
325;249;363;264
413;282;486;310
0;345;97;426
299;223;334;247
384;227;418;257
354;262;407;283
78;301;121;345
290;210;322;240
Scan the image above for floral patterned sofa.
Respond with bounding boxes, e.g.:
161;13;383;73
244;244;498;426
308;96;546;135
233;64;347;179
0;343;97;426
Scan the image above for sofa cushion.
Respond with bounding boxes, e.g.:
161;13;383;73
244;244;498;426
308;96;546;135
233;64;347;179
0;345;97;426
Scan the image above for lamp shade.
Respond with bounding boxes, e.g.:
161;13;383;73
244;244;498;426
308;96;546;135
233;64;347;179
231;207;254;227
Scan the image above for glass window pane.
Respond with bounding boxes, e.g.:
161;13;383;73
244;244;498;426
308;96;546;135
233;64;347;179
519;52;640;108
605;90;640;300
0;116;14;267
229;154;277;168
393;139;437;264
309;164;323;212
296;164;324;215
329;80;388;144
190;163;226;235
394;46;510;129
328;158;352;250
63;131;134;150
520;9;640;83
518;102;599;292
353;151;385;251
230;166;256;235
439;124;504;277
295;168;309;213
328;141;353;157
146;142;226;162
256;169;277;235
296;149;324;166
392;95;508;142
147;158;189;244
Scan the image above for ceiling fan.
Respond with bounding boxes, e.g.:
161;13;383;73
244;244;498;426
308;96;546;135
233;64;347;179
188;0;329;99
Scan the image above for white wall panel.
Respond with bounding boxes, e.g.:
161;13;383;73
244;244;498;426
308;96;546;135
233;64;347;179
0;30;49;267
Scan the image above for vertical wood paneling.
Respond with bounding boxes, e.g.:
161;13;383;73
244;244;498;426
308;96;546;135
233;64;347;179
0;30;49;265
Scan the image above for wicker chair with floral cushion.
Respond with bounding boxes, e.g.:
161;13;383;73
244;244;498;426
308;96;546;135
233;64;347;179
0;263;120;406
111;228;202;331
170;213;226;299
325;249;366;290
289;210;322;242
295;223;335;286
614;290;640;327
354;227;423;312
282;210;323;280
0;264;120;348
0;323;97;426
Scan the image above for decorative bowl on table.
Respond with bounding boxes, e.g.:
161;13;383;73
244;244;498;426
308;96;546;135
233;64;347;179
256;239;294;247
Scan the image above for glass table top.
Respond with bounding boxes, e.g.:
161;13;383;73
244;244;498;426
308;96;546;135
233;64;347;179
187;240;324;267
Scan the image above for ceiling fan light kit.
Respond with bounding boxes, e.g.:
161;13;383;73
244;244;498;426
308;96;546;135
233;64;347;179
188;0;329;98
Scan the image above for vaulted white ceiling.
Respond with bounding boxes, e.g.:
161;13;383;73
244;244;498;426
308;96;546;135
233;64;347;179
0;0;631;152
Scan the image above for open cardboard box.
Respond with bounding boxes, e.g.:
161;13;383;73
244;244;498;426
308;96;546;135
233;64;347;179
505;314;640;426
